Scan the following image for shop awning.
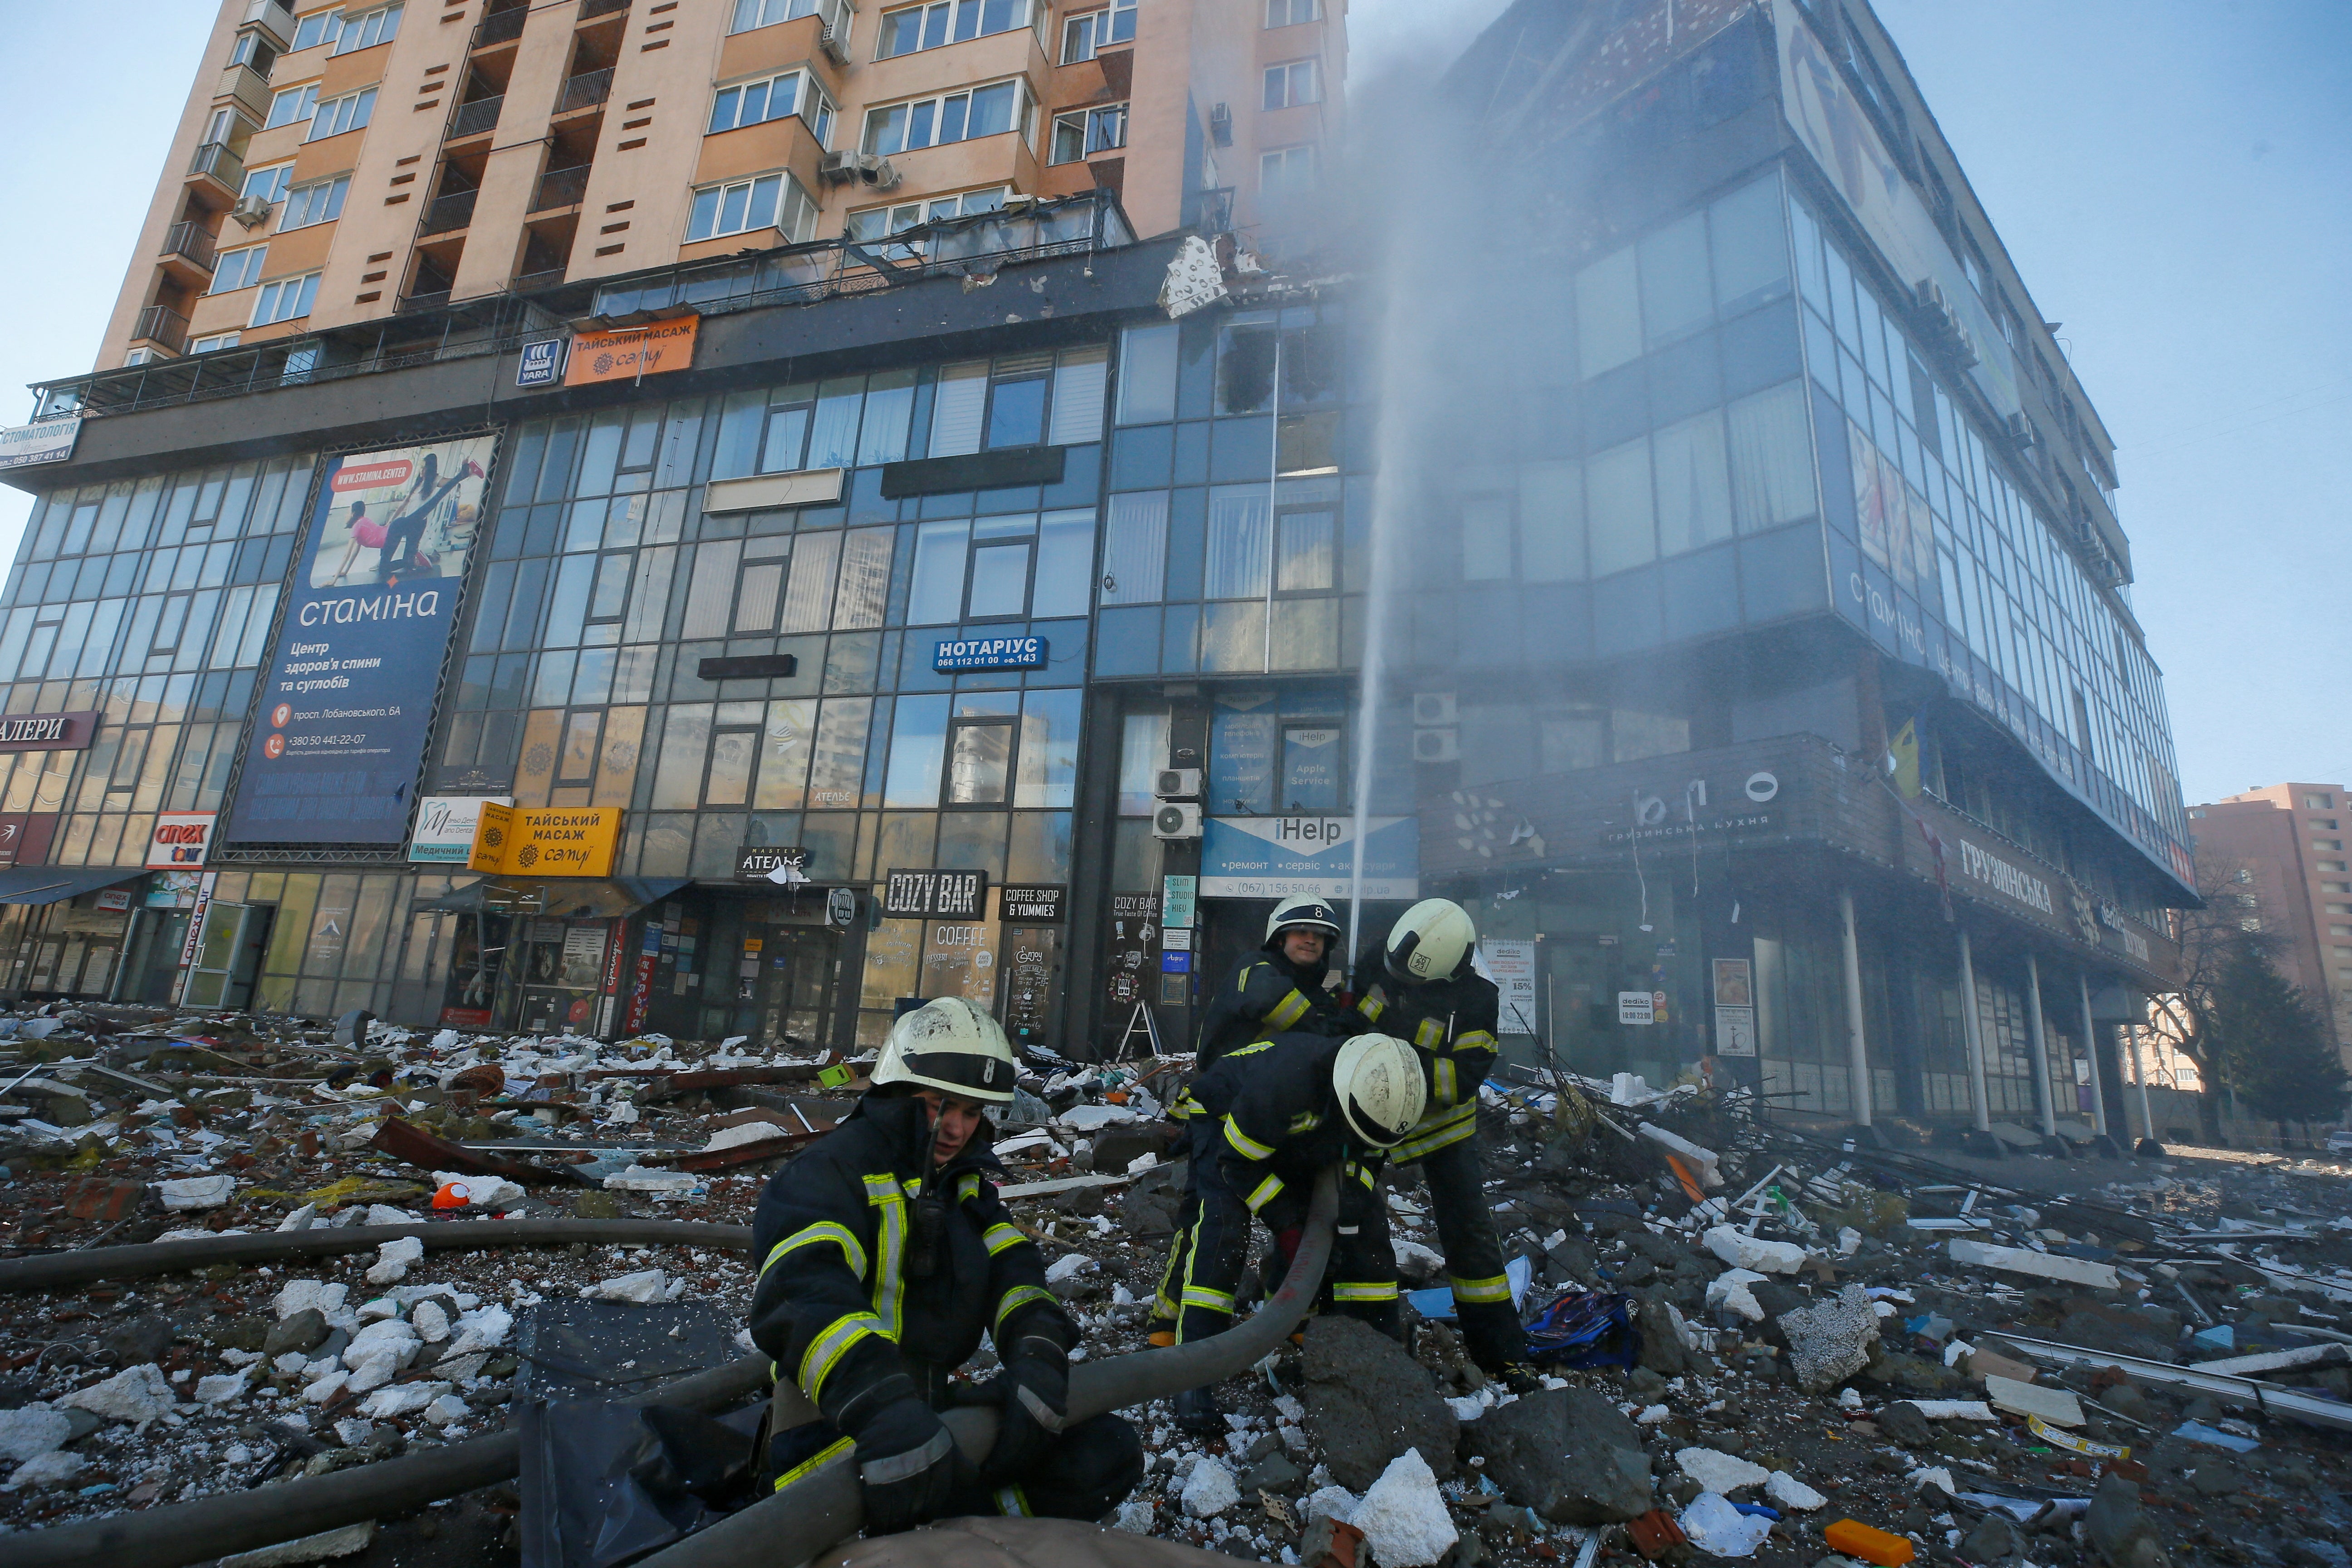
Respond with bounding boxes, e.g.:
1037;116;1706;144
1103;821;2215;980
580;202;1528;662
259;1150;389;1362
412;877;690;920
0;867;147;906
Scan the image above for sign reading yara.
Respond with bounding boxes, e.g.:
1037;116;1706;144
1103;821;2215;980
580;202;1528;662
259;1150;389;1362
468;805;621;877
225;435;497;846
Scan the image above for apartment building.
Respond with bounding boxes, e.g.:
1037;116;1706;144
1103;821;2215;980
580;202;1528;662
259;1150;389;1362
100;0;1340;366
2187;782;2352;1056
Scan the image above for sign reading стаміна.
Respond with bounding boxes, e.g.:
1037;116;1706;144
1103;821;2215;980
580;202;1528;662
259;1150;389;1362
224;435;497;845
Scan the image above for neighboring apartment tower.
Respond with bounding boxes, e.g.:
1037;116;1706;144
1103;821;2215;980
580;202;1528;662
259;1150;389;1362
99;0;1338;366
2187;783;2352;1055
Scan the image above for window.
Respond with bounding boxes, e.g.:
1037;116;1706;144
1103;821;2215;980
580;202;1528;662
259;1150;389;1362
707;71;834;144
333;4;402;52
265;83;318;129
845;187;1006;248
241;163;294;206
862;81;1030;156
307;88;376;141
877;0;1033;59
1049;103;1126;163
2314;818;2342;831
279;176;349;230
1265;0;1317;24
1260;144;1315;192
124;347;157;367
1061;0;1135;61
211;246;268;293
289;8;344;50
686;172;819;243
1263;59;1319;109
250;273;321;327
2308;794;2337;810
229;30;278;73
731;0;848;32
190;333;242;355
2319;840;2346;853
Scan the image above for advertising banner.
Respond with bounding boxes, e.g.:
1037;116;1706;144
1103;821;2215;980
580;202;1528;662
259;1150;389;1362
0;711;99;751
409;795;512;863
226;434;497;845
467;805;622;877
564;317;699;387
1479;939;1537;1034
0;418;82;470
145;812;217;870
1198;815;1418;900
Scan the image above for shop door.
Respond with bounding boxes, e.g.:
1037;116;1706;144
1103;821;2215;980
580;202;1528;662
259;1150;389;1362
517;919;609;1035
1000;925;1064;1049
752;927;838;1049
129;908;195;1005
184;905;275;1011
1539;937;1626;1079
441;911;510;1029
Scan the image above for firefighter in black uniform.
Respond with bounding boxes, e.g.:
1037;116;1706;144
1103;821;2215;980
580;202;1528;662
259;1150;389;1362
1159;1030;1425;1430
749;997;1142;1531
1353;897;1528;1378
1149;897;1359;1350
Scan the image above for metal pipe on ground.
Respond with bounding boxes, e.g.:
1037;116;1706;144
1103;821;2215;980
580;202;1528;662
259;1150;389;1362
5;1352;775;1568
632;1166;1346;1568
0;1219;755;1294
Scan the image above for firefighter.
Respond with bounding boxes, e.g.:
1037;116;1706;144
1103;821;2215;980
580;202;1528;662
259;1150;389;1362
1150;897;1361;1347
748;997;1143;1532
1353;898;1527;1379
1160;1030;1425;1431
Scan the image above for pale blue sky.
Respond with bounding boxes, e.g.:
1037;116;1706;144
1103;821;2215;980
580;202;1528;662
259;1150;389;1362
2;0;2343;806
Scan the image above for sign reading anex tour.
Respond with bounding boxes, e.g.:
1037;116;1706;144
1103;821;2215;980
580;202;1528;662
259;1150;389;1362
564;316;699;387
467;805;622;877
0;711;99;752
0;418;82;470
145;812;217;871
883;868;988;919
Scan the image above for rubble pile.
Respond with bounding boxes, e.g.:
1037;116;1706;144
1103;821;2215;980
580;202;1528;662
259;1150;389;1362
8;1013;2352;1568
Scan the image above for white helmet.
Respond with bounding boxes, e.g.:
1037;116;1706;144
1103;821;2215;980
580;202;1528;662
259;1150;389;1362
1265;895;1343;951
1384;898;1476;983
871;996;1018;1104
1331;1034;1427;1148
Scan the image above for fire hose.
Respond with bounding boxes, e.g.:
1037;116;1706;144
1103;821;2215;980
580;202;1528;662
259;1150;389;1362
4;1170;1339;1568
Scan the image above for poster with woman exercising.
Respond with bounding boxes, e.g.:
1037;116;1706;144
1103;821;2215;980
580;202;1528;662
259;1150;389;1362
308;436;492;589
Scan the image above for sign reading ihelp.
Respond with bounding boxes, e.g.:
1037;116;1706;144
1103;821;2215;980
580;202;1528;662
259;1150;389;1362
468;804;622;876
883;867;988;919
933;636;1046;673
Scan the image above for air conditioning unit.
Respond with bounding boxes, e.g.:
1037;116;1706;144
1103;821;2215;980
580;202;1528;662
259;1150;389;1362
1412;729;1460;764
819;151;858;185
818;23;850;65
859;153;901;192
2005;411;2036;449
1155;767;1201;800
1152;802;1203;840
1411;691;1456;726
821;151;900;191
229;195;275;228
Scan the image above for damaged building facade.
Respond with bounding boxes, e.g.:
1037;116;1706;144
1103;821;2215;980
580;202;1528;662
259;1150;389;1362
0;0;2192;1137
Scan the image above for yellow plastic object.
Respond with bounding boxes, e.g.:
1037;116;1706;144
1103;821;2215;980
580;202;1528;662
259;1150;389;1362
1824;1519;1916;1566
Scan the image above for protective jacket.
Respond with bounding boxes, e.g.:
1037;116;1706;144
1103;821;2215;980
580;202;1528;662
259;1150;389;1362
749;1093;1067;1424
1180;951;1358;1117
1354;965;1501;1162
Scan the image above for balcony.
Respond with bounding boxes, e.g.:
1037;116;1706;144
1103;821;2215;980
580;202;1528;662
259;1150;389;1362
161;223;219;272
531;164;593;211
187;141;247;198
555;68;612;114
476;5;527;46
580;0;629;16
134;306;191;355
422;189;479;235
401;289;455;314
450;95;502;139
216;61;273;122
242;0;295;44
514;267;568;292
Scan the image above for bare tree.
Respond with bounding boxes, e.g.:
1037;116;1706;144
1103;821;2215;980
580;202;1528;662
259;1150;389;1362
2146;852;2286;1144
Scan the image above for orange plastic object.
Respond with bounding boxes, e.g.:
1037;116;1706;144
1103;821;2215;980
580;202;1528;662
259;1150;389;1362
1824;1520;1915;1566
431;1180;474;1209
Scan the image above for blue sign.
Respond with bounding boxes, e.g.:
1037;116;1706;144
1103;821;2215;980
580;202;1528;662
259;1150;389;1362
1161;951;1191;973
222;436;500;846
1199;815;1420;900
934;636;1047;672
516;338;567;387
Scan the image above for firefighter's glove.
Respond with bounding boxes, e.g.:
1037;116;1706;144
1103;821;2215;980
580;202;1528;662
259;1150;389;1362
981;1333;1069;1485
850;1393;964;1534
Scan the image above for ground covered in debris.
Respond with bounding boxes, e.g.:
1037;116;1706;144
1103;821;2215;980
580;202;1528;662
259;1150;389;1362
10;1006;2352;1568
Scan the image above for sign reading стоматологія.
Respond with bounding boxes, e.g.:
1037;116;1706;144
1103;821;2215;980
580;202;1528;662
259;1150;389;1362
224;435;498;845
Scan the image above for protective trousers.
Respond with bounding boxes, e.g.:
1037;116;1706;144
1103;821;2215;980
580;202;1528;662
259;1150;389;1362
1410;1132;1523;1371
1153;1118;1250;1345
1155;1144;1403;1345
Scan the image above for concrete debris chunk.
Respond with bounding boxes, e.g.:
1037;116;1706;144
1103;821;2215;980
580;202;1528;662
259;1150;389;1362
1706;1267;1769;1323
1300;1314;1459;1490
0;1406;73;1464
2086;1469;2171;1568
4;1450;88;1490
1349;1448;1458;1568
1983;1374;2085;1428
1469;1387;1653;1523
1774;1283;1879;1393
1704;1225;1808;1274
365;1235;424;1284
1946;1238;2121;1290
1676;1447;1771;1495
590;1268;672;1303
62;1362;178;1424
272;1279;349;1320
1766;1470;1826;1511
1180;1455;1239;1518
411;1299;452;1342
157;1173;236;1210
216;1522;378;1568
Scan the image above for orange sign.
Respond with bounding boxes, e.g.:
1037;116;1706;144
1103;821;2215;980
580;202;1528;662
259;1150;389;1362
563;316;700;386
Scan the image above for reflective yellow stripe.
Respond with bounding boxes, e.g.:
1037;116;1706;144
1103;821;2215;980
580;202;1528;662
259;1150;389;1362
1265;990;1312;1030
1348;1161;1377;1190
1393;1100;1478;1162
1434;1057;1457;1106
984;1222;1027;1257
1285;1109;1323;1134
1180;1284;1236;1312
762;1221;868;1282
1244;1171;1285;1211
994;1284;1056;1333
1455;1030;1498;1055
772;1434;855;1493
995;1485;1031;1517
958;1173;981;1203
1414;1017;1446;1049
863;1174;907;1340
796;1311;882;1401
1226;1039;1275;1060
1333;1280;1399;1302
1224;1114;1276;1161
1357;995;1385;1023
1450;1273;1513;1304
